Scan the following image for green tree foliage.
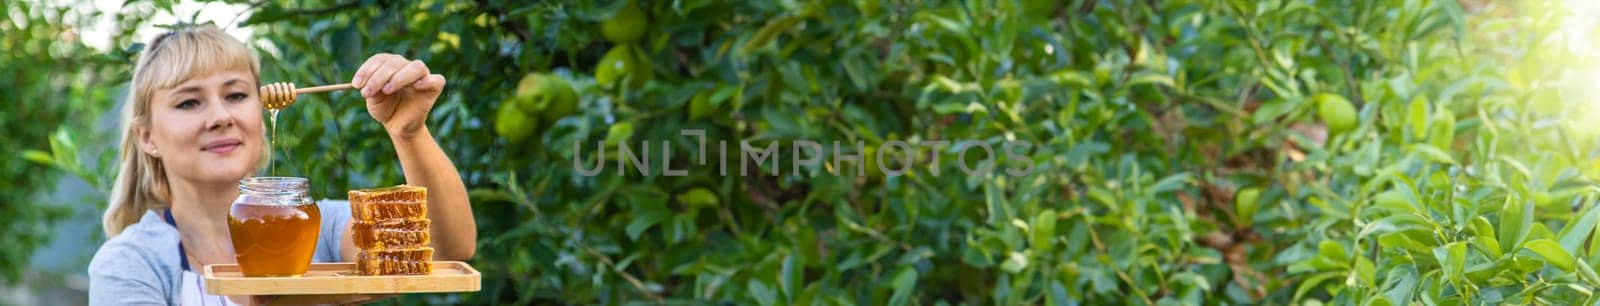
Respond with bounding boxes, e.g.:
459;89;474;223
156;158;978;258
2;0;154;283
19;0;1600;304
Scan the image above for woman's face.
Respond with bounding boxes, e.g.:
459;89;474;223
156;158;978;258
139;69;264;186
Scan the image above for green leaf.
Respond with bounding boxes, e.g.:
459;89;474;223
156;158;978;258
741;16;803;54
1000;252;1028;274
1381;264;1420;302
1355;256;1376;289
1559;204;1600;254
1579;260;1600;287
1373;189;1417;214
1407;95;1429;139
781;252;800;301
1499;156;1533;180
931;102;987;115
1311;240;1349;270
889;266;918;306
749;280;778;306
709;85;739;107
666;214;696;245
1150;172;1191;194
929;75;969;93
1472;236;1502;259
675;187;719;208
22;150;52;166
1409;144;1457;164
625;210;667;241
1526;239;1577;272
1127;72;1175;89
1031;210;1057;253
623;187;670;240
1318;240;1348;259
1235;187;1262;224
49;128;78;169
1471;216;1498;249
1429;109;1456;149
1501;197;1532;249
1366;295;1395;306
605;122;635;144
1434;242;1467;282
1252;98;1303;125
1049;70;1092;88
1294;271;1343;301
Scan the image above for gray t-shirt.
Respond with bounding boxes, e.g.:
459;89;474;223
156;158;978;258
87;200;352;305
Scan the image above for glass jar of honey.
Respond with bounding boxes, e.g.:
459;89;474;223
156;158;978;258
227;177;321;277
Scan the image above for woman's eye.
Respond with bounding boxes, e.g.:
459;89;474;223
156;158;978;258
227;92;248;102
176;99;199;110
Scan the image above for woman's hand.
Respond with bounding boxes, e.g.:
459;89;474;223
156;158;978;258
351;53;446;140
251;294;395;305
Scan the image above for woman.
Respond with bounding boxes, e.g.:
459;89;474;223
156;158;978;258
87;25;475;305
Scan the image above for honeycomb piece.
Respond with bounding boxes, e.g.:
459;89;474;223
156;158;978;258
355;247;435;275
351;218;432;249
349;185;428;221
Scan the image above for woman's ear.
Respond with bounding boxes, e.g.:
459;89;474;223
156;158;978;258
137;124;161;158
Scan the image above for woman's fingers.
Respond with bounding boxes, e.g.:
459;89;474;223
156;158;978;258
350;53;440;110
382;60;430;95
350;54;396;88
362;58;408;97
412;74;446;92
352;53;436;98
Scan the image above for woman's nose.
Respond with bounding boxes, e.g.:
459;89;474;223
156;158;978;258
207;98;237;130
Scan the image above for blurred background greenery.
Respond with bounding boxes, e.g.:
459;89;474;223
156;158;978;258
10;0;1600;304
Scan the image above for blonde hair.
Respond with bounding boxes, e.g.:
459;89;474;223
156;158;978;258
104;25;261;237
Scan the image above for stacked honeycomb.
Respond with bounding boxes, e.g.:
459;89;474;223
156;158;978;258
349;185;433;275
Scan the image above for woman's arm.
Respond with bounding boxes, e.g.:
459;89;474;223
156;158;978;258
391;129;475;260
339;53;476;261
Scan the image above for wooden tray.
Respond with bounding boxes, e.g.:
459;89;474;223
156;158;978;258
202;261;480;295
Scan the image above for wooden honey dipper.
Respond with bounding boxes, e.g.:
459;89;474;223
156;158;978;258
260;82;356;110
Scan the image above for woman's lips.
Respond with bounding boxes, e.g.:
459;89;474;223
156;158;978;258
202;139;243;154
